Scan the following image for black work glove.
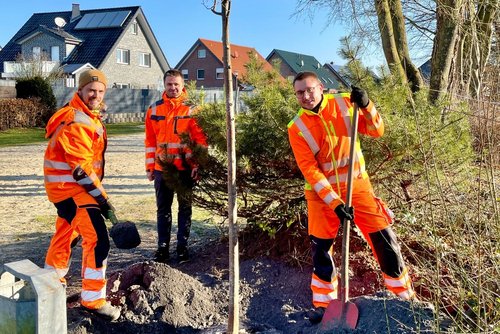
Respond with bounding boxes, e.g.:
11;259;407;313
334;204;354;222
99;200;116;220
350;85;370;108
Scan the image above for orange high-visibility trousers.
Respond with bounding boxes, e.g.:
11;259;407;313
307;177;415;308
45;192;110;310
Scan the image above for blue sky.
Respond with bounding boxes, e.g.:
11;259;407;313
0;0;386;69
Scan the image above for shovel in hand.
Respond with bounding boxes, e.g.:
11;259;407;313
107;210;141;249
320;104;360;331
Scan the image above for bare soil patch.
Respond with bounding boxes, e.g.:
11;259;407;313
0;134;444;333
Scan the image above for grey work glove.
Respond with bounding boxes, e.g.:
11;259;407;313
350;85;370;108
99;200;116;220
334;204;354;222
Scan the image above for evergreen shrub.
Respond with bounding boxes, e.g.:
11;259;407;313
15;76;57;125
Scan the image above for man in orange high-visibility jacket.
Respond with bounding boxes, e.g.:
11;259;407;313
287;72;415;324
145;69;207;264
44;69;120;321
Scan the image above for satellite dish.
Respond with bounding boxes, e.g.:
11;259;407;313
54;17;67;28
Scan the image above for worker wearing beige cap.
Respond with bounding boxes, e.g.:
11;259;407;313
43;69;121;321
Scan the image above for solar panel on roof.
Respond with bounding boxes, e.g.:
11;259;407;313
75;10;131;29
87;12;107;27
99;12;115;27
110;11;130;27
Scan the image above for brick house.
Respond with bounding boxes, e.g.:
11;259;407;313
0;4;169;89
175;38;276;89
266;49;348;91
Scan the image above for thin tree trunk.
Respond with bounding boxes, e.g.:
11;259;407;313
429;0;459;104
375;0;408;83
220;0;239;333
469;0;498;98
388;0;424;93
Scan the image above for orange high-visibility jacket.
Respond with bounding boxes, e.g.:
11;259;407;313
44;92;108;204
287;93;384;210
145;90;207;172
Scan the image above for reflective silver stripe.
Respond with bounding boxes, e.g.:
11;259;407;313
81;288;106;302
398;291;412;299
293;117;320;155
328;173;349;183
333;95;352;135
371;106;383;128
44;264;69;278
320;162;333;171
146;158;155;164
89;188;102;197
311;277;337;290
44;159;71;170
323;192;337;204
337;156;351;168
313;178;330;193
312;292;336;303
77;177;93;186
158;142;187;149
73;110;93;127
320;155;359;171
151;103;157;116
369;105;378;119
146;147;156;153
45;175;76;183
76;172;99;190
84;267;106;280
93;161;103;169
384;275;410;288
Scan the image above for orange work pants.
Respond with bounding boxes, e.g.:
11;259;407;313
45;192;110;310
306;177;414;308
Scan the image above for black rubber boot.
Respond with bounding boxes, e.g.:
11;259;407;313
307;307;325;324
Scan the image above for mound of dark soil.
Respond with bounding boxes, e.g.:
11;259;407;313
67;256;444;334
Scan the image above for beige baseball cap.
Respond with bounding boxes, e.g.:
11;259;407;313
78;69;107;89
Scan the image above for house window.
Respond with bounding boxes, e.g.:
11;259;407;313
181;69;188;80
197;49;206;58
32;46;41;59
139;53;151;67
51;46;60;61
197;69;205;80
216;67;224;79
116;49;130;64
130;20;138;34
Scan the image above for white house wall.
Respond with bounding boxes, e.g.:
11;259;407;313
100;20;164;90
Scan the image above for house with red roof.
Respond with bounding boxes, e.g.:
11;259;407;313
175;38;276;89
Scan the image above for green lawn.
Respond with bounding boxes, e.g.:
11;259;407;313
0;122;144;147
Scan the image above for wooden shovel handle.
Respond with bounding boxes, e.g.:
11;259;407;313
340;104;360;303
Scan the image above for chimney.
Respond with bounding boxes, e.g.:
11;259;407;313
71;4;81;22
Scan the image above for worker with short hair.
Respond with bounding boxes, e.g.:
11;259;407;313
145;69;207;263
287;71;415;324
44;69;120;321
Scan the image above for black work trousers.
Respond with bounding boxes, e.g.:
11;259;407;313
154;170;193;251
